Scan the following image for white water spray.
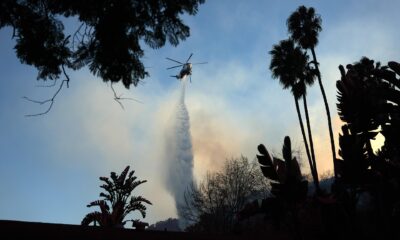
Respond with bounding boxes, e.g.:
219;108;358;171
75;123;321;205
164;78;194;228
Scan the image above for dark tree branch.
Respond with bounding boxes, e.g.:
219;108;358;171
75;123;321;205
110;84;143;110
72;23;94;51
72;23;85;50
11;25;16;39
36;79;57;88
24;65;70;117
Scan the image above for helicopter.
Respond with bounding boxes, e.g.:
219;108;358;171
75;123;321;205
166;53;207;82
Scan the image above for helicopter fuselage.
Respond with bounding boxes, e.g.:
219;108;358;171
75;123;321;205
166;54;206;82
175;63;192;79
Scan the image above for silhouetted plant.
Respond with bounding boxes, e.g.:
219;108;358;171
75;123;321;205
181;156;268;233
81;166;151;227
257;137;308;202
269;39;320;191
0;0;205;87
0;0;205;115
287;6;337;177
241;137;308;237
335;58;400;239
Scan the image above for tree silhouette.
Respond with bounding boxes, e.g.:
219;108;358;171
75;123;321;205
247;137;308;238
181;157;268;233
1;0;205;87
269;39;319;190
335;58;400;238
0;0;205;115
287;5;337;178
81;166;151;227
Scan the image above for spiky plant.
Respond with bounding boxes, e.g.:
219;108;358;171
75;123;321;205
257;136;308;202
81;166;151;227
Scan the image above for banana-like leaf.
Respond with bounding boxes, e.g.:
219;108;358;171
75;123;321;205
273;157;286;183
117;166;130;185
81;211;104;226
257;144;279;181
282;136;292;163
291;157;302;181
83;165;151;227
388;61;400;75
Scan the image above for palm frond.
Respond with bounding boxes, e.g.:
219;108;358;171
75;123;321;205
83;166;151;226
269;39;309;95
130;196;152;206
257;144;279;181
81;211;103;226
126;201;148;218
87;200;110;213
287;5;322;49
117;166;130;186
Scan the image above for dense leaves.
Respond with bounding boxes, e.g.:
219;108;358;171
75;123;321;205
269;39;310;98
287;5;337;178
0;0;205;87
336;57;400;173
257;137;307;202
334;58;400;238
287;5;322;50
269;39;319;189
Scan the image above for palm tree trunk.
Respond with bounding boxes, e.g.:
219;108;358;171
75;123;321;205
303;94;320;191
294;97;318;189
311;47;337;178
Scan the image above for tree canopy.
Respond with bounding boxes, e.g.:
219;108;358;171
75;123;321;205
0;0;205;88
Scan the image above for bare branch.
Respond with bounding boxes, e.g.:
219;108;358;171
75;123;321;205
110;83;143;110
72;23;85;50
36;79;57;88
72;23;94;51
24;65;70;117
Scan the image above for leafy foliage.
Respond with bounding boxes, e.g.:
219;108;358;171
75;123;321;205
336;58;400;180
269;39;310;99
0;0;205;88
335;58;400;238
287;5;337;179
237;137;307;237
287;5;322;50
269;38;320;189
81;166;151;227
257;137;308;202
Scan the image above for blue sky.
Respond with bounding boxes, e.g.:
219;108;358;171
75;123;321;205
0;0;399;225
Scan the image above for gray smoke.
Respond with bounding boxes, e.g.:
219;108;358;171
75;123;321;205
164;78;194;228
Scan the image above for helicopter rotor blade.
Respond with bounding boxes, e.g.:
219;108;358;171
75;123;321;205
166;57;183;64
192;62;208;65
186;53;193;63
167;65;183;70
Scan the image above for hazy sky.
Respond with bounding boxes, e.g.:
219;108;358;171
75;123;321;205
0;0;399;225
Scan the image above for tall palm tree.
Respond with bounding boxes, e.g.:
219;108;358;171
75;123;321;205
287;6;337;178
269;39;319;190
82;166;152;227
299;66;320;189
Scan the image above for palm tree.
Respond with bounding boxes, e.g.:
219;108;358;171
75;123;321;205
81;166;152;227
287;5;337;178
269;39;319;190
301;65;320;189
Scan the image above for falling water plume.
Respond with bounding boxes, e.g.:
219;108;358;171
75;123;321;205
164;77;194;228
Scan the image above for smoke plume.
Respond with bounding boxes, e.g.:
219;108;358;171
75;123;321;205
164;78;194;228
